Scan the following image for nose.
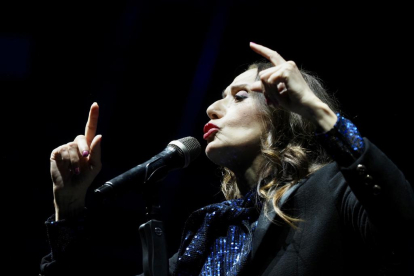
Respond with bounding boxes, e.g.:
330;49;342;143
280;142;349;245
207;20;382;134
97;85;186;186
206;99;224;120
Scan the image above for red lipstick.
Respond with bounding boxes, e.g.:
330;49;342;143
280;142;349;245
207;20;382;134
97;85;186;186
203;123;220;140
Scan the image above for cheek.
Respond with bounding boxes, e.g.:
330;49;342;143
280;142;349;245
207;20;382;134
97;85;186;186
232;108;262;132
228;105;257;126
227;114;263;143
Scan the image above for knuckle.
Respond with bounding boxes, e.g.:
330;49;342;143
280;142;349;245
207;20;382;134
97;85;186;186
67;142;78;149
286;61;297;69
50;145;64;159
50;152;57;160
75;135;85;142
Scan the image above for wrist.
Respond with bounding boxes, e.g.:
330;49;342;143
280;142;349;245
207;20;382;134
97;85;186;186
54;199;86;221
305;100;337;132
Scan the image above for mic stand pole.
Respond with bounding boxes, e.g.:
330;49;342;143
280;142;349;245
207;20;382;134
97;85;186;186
139;184;169;276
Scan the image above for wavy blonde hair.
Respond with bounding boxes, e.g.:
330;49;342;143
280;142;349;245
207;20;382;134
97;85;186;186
220;61;341;228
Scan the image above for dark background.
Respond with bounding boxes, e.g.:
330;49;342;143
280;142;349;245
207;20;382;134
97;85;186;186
1;1;413;275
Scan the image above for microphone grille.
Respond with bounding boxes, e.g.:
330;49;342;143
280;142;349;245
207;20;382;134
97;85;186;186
169;136;202;167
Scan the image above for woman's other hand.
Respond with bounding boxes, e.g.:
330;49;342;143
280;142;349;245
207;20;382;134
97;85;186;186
50;102;102;221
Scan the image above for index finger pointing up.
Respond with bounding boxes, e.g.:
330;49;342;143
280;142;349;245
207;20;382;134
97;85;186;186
85;102;99;145
250;42;286;66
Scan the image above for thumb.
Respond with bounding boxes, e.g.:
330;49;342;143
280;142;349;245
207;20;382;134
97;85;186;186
249;81;263;92
88;134;102;168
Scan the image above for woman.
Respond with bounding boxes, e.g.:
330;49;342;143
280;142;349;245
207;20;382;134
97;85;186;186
40;42;414;275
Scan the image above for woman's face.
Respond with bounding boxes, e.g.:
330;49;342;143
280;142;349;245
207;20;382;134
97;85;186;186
204;68;264;170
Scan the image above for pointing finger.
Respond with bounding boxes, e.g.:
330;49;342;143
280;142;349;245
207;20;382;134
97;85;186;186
85;102;99;146
250;42;286;66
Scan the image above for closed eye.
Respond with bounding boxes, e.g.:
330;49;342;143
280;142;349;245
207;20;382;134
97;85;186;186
234;90;248;101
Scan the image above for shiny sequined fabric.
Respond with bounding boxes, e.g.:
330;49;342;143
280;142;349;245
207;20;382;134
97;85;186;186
173;189;262;276
199;221;259;276
316;113;365;166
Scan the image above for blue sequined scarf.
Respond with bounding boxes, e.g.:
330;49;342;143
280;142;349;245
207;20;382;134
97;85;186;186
173;189;262;276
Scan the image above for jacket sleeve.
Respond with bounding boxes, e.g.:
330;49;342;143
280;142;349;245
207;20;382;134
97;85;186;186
316;114;414;274
339;137;414;242
39;210;144;276
317;114;414;237
336;137;414;274
316;114;414;276
39;212;98;276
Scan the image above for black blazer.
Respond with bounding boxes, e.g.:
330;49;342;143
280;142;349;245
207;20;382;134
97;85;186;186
166;138;414;276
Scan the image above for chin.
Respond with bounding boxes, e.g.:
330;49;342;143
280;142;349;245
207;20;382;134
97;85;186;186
205;143;225;166
205;144;240;168
205;138;218;153
205;143;217;162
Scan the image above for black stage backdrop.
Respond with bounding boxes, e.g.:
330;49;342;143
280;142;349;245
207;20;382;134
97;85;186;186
1;1;413;275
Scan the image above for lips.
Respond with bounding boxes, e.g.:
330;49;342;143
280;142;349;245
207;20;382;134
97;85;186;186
203;122;220;140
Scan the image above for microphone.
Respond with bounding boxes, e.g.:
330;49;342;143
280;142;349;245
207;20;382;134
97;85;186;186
94;136;201;201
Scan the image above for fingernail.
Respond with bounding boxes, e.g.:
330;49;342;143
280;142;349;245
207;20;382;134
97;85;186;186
250;42;256;45
82;150;89;157
74;167;80;175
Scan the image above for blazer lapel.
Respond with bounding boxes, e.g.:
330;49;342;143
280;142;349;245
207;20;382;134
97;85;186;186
250;177;308;260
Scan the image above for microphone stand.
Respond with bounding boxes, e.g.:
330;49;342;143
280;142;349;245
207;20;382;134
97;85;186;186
139;183;169;276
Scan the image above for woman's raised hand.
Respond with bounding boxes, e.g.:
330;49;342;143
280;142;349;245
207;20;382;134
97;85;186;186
249;42;337;131
50;102;102;221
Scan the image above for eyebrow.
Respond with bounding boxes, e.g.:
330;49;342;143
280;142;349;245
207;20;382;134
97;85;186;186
221;83;249;98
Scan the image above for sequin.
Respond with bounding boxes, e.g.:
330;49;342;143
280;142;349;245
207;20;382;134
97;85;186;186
316;113;365;166
173;189;262;276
